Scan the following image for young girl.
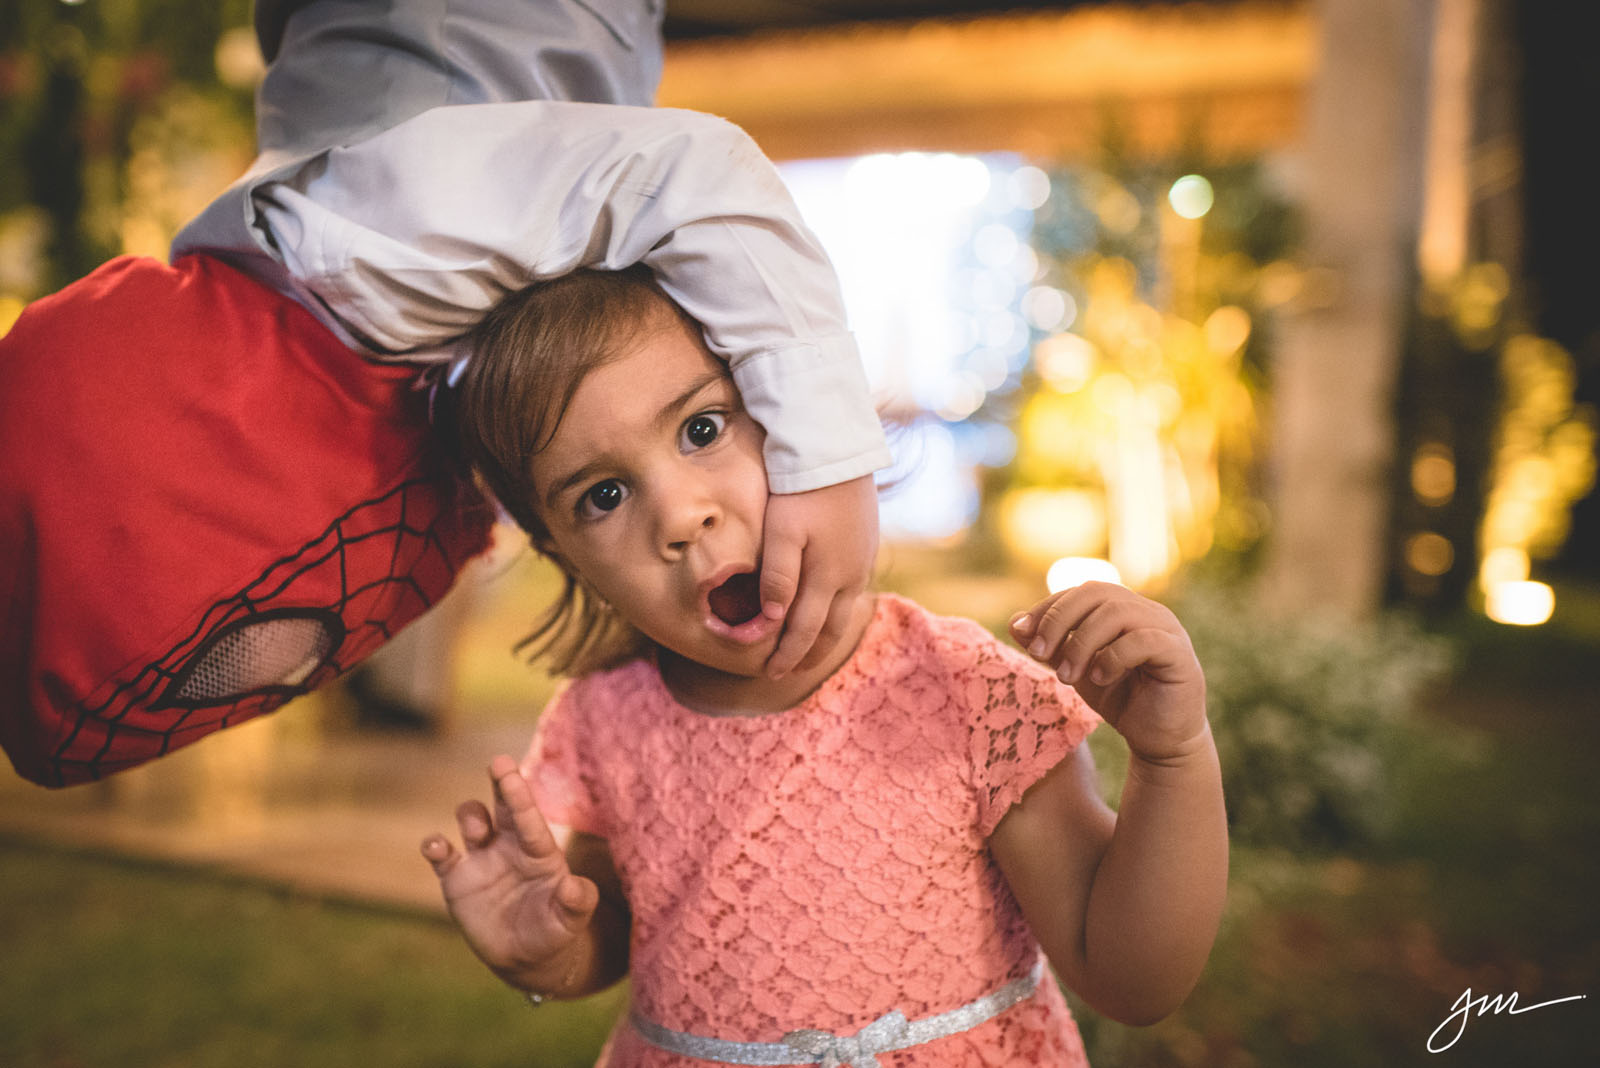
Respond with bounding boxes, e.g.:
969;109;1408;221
421;268;1228;1066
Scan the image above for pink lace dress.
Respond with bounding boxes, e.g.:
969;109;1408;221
527;593;1100;1067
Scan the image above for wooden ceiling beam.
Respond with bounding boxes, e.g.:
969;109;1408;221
659;1;1316;162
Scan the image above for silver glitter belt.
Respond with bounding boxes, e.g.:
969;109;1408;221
628;955;1047;1068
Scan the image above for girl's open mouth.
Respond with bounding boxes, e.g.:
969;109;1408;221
707;571;762;627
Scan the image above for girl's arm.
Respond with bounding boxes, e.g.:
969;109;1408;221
422;756;630;999
987;583;1228;1026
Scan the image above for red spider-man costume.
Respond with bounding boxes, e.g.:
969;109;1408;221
0;254;491;786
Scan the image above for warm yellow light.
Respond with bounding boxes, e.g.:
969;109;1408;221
1203;305;1252;355
1089;372;1136;416
1034;333;1095;393
1478;545;1530;588
1405;532;1454;577
215;26;267;89
1000;488;1107;566
0;296;23;337
1485;580;1554;626
1411;444;1457;506
1046;557;1124;593
1094;182;1142;234
1168;174;1215;219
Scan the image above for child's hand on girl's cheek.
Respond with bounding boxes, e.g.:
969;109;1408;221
1010;582;1209;763
759;475;879;678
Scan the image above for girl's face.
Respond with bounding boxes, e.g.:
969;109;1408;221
529;303;779;677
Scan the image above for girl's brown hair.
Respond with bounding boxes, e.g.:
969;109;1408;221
448;266;677;676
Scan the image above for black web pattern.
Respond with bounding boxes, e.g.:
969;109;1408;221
46;476;484;786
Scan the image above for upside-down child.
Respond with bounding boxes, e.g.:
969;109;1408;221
421;267;1229;1067
177;0;895;683
2;0;892;785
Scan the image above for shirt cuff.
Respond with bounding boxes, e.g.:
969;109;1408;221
730;335;893;495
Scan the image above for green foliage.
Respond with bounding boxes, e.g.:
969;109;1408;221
1168;587;1456;851
0;0;255;294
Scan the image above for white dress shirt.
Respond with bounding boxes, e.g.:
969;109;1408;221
173;0;889;493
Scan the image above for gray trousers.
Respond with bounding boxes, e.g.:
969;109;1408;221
253;0;665;161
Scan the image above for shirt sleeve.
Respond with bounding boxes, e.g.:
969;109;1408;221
243;102;890;493
522;681;606;837
958;626;1101;838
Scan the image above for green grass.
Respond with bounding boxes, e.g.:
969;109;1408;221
0;839;625;1068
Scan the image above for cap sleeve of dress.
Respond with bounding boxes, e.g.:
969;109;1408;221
952;621;1102;838
521;678;607;838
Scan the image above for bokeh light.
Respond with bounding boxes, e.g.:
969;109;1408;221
1168;174;1215;219
1045;557;1124;593
1484;580;1555;626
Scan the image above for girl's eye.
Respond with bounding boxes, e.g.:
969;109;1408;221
681;412;726;451
580;479;627;518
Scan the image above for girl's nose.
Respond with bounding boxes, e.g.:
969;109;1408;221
665;513;715;556
660;481;719;558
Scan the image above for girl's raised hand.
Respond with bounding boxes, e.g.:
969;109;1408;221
421;755;597;992
1010;582;1209;763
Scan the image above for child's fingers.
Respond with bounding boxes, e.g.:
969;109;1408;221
1011;580;1112;647
765;583;830;679
1050;596;1145;682
455;800;495;848
758;527;803;623
420;833;459;876
1009;610;1036;642
1027;585;1163;680
794;587;860;674
1025;585;1105;661
489;755;562;861
1085;625;1199;687
553;872;601;926
1077;627;1164;687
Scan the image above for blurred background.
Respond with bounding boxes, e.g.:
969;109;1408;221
1;1;1595;1065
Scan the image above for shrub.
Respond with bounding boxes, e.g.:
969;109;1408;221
1091;588;1456;852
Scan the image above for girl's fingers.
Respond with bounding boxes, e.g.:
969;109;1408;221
1028;585;1116;669
554;872;600;925
1025;585;1174;682
455;800;494;848
1084;627;1196;686
489;755;561;860
420;833;458;876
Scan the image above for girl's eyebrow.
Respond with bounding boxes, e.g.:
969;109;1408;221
541;369;731;512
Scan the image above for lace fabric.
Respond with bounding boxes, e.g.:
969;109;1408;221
528;594;1100;1067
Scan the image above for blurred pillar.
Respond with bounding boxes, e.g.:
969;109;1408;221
1257;0;1437;621
25;19;90;290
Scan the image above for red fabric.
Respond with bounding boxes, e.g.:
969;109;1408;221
0;254;490;786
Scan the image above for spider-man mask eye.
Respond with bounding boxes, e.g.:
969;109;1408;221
0;255;491;786
159;608;344;708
